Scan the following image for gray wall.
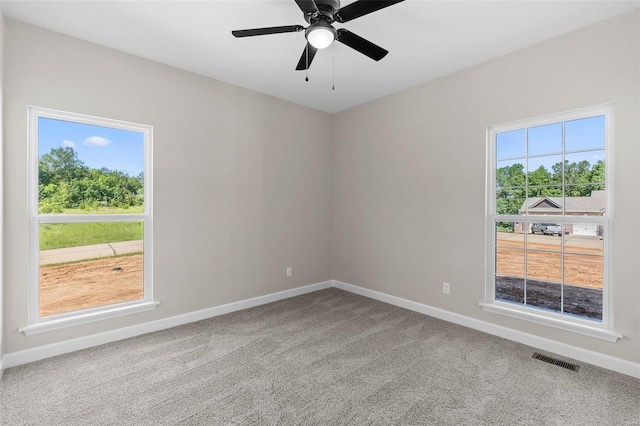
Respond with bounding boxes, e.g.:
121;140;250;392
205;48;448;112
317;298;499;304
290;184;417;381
0;7;4;368
3;20;333;353
4;11;640;365
333;11;640;363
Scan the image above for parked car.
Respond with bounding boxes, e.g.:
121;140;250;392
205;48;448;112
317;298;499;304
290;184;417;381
532;223;551;234
532;223;563;236
541;224;563;236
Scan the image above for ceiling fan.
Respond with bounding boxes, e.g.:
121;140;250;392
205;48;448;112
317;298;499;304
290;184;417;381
232;0;405;71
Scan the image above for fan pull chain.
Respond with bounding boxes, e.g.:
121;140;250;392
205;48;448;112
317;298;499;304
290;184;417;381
305;43;309;82
332;43;335;91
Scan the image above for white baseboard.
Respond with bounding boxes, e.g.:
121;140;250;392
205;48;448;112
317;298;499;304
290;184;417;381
3;279;639;380
333;280;640;379
2;280;332;369
0;358;4;380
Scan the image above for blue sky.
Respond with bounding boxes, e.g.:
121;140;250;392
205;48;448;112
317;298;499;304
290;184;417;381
496;115;605;161
38;117;144;176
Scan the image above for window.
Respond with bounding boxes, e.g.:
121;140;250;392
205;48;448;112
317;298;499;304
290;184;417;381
483;105;620;342
22;107;157;335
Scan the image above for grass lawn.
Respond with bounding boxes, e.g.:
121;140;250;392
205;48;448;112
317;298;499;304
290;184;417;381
59;205;144;215
40;206;144;250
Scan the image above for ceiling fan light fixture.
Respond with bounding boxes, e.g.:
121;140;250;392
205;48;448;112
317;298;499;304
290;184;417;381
232;0;406;71
306;21;336;49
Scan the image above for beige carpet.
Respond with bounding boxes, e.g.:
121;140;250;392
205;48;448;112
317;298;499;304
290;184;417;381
1;288;639;425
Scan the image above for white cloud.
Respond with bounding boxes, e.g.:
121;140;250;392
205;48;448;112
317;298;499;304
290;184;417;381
83;136;111;147
61;140;76;148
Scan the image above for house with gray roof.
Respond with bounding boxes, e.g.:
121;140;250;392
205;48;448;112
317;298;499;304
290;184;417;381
516;190;605;236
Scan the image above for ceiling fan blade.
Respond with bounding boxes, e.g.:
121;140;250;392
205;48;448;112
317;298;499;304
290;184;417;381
335;0;405;23
232;25;304;38
295;0;319;15
336;29;388;61
295;43;319;70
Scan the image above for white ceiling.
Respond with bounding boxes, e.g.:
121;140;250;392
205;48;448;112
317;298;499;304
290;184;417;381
3;1;639;113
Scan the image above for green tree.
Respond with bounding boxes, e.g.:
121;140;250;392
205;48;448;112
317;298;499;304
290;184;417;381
39;147;88;184
496;163;526;215
565;160;592;185
38;147;144;212
496;159;603;215
527;165;551;187
496;163;525;188
496;187;526;215
590;160;605;191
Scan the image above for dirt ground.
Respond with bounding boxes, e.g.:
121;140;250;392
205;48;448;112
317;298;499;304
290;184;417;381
40;254;143;317
496;233;603;288
496;276;602;320
38;233;603;317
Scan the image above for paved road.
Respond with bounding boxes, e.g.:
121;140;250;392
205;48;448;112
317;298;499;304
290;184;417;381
40;240;143;265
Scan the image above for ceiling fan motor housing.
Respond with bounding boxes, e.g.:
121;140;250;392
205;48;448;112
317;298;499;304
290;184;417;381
303;0;341;24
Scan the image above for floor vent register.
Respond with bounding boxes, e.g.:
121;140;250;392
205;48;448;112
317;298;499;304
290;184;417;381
532;352;580;372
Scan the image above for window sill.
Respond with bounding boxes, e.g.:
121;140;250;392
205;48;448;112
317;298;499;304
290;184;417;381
479;302;622;342
19;301;160;336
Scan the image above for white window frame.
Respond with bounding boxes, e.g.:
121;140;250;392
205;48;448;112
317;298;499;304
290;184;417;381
481;104;621;342
21;106;157;335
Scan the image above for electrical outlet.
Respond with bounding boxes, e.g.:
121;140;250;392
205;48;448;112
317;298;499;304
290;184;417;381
442;282;450;294
286;267;292;277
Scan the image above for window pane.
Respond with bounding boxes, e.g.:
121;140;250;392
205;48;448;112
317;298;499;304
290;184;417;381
496;247;524;304
39;222;144;316
496;187;526;215
496;159;525;188
565;115;605;152
496;276;524;305
527;155;562;185
564;253;603;288
528;123;562;156
525;250;562;313
526;250;562;283
525;280;562;314
563;235;604;320
38;117;145;214
564;185;606;216
496;129;525;160
496;222;523;248
563;284;602;321
526;250;562;312
496;247;524;277
564;151;605;185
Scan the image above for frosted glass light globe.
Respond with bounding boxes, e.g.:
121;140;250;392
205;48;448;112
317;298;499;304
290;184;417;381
307;26;335;49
